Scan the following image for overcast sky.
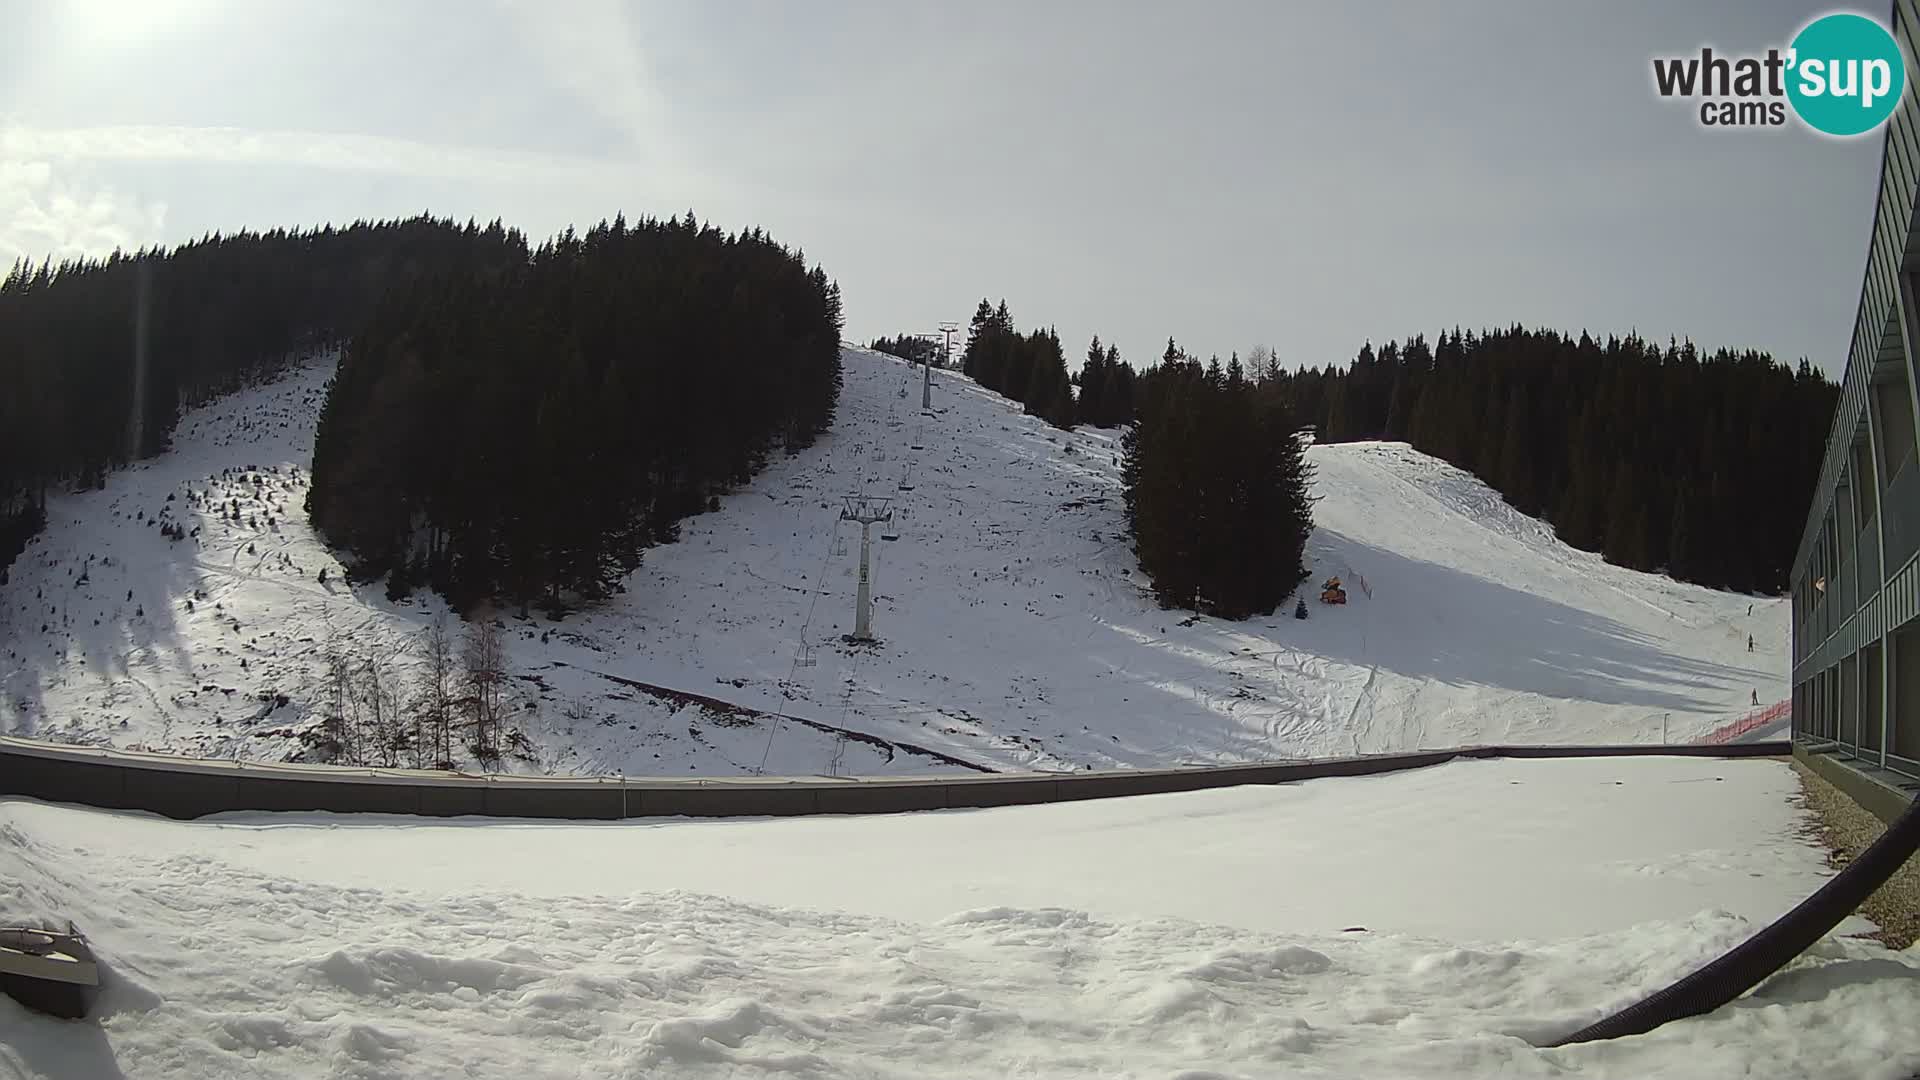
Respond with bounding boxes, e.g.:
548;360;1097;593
0;0;1886;375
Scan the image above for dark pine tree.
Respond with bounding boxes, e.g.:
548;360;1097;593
1122;343;1313;618
0;216;529;572
1283;324;1837;592
305;213;844;612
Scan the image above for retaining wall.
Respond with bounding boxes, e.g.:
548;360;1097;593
1794;741;1920;826
0;735;1790;821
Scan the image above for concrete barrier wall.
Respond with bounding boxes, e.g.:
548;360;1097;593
0;735;1790;822
1794;741;1919;826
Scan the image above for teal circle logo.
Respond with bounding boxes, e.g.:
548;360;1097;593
1787;13;1907;136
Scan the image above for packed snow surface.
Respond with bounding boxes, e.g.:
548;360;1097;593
0;347;1786;774
2;756;1915;1078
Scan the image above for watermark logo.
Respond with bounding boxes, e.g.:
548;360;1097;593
1651;11;1907;136
1788;13;1906;135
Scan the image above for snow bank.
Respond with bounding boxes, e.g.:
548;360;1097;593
1;757;1915;1077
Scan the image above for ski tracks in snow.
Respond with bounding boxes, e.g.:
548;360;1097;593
0;351;1791;773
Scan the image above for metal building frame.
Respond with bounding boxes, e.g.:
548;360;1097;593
1792;0;1920;787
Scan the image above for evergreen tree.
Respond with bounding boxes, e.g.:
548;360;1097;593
1122;344;1313;618
1667;488;1694;579
1323;375;1350;443
1106;345;1135;424
869;334;937;366
1077;334;1108;423
305;214;844;610
962;298;995;381
0;217;530;571
1497;384;1535;512
1287;324;1836;592
1384;336;1419;442
958;307;1079;431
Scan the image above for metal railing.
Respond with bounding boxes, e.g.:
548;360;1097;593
1837;551;1859;620
1883;455;1920;575
1859;514;1883;593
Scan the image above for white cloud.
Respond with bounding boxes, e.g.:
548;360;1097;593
0;159;166;265
503;0;673;154
0;123;620;185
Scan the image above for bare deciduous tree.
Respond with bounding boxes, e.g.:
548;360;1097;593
1245;344;1281;382
413;616;456;769
461;618;506;768
322;637;359;765
359;655;402;768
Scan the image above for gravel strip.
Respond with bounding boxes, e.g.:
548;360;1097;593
1790;759;1920;950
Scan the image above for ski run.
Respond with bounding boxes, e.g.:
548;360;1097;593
0;346;1910;1078
0;346;1788;776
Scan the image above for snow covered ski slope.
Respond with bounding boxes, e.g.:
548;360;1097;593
2;755;1914;1078
0;347;1787;774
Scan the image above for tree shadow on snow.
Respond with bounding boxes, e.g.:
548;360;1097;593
2;509;206;740
1277;529;1773;713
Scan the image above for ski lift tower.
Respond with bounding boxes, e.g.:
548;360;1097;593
938;321;960;368
840;495;893;642
930;321;960;411
916;333;936;412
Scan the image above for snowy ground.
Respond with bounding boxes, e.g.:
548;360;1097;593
3;756;1915;1078
0;347;1787;775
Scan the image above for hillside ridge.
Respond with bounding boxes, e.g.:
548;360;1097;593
0;346;1787;774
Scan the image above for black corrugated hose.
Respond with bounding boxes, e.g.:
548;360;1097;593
1547;791;1920;1046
